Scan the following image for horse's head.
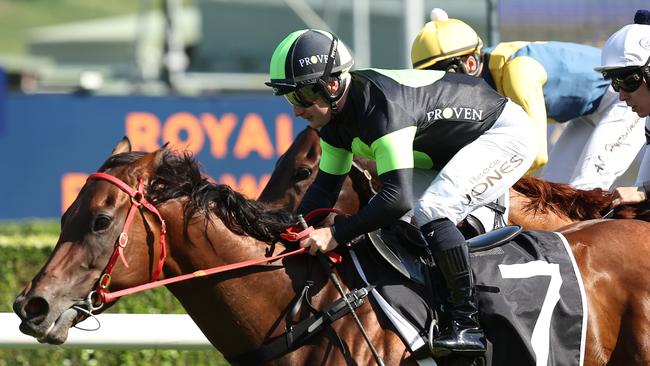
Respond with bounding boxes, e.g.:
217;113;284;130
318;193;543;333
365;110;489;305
258;127;321;209
13;137;168;345
259;127;379;219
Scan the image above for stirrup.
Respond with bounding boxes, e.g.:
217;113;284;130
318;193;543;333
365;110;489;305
430;329;486;357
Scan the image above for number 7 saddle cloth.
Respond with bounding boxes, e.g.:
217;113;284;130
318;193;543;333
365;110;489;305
351;224;585;366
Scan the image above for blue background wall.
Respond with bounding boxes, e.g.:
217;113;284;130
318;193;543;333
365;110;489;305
0;94;300;219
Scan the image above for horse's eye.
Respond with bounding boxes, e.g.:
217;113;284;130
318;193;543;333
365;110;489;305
92;215;112;232
294;166;312;182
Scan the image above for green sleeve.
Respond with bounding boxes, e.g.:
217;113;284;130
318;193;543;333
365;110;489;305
319;139;353;175
370;126;416;175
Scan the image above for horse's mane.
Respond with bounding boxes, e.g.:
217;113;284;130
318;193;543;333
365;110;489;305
512;177;612;220
99;151;147;170
99;151;296;244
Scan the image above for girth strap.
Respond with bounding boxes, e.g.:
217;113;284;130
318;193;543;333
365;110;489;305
285;280;316;346
230;286;372;365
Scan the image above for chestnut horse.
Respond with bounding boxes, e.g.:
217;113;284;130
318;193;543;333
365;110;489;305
13;139;411;365
259;126;650;231
13;138;650;365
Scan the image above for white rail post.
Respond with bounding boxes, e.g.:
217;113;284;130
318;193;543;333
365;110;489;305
0;313;212;349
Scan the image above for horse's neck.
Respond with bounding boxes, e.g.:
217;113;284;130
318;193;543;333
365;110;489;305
158;201;337;359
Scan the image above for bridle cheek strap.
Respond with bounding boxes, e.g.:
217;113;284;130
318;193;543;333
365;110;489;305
87;172;167;302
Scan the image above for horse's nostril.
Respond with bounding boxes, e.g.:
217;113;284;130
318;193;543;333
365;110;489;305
23;297;49;323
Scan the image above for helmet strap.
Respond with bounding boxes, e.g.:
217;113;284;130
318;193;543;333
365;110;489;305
316;74;347;115
317;33;346;114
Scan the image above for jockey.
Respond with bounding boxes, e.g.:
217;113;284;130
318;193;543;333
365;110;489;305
411;8;645;190
265;29;537;356
598;10;650;207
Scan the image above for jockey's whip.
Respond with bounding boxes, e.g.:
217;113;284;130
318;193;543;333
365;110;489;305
601;207;615;219
298;215;386;366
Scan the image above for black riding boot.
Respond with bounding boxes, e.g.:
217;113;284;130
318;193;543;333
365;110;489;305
421;219;486;357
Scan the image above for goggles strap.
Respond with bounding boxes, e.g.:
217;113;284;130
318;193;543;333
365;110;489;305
642;55;650;90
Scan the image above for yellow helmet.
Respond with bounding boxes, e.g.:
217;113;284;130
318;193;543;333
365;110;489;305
411;8;483;70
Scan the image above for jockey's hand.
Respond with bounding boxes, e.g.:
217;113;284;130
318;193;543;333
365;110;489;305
611;186;647;207
300;227;339;255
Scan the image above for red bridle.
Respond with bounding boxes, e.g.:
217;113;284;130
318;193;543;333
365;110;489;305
86;172;167;304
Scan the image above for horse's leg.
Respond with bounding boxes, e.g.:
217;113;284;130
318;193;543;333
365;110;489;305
608;291;650;365
582;289;618;365
568;238;618;366
564;220;650;366
590;223;650;366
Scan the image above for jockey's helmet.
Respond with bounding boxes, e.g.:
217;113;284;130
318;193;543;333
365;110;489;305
411;8;483;71
265;29;354;99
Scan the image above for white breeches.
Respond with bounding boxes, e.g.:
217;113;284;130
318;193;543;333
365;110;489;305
412;100;537;227
540;87;645;190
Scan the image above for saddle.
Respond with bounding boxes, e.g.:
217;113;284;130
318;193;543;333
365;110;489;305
366;220;522;285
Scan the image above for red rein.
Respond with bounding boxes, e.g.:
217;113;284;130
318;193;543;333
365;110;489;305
86;173;342;304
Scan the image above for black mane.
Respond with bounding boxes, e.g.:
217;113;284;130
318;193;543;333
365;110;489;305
100;151;296;243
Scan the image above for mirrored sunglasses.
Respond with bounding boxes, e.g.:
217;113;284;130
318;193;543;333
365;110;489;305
284;85;321;108
611;70;644;93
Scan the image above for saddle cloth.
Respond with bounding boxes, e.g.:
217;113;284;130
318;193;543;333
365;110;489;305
349;228;586;366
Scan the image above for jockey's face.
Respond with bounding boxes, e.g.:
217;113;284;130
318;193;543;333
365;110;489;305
291;78;344;129
617;79;650;117
292;94;333;129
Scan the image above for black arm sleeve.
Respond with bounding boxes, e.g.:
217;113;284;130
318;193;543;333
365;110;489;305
298;170;347;217
331;168;414;244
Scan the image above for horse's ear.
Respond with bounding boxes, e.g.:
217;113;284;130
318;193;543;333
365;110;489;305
152;142;171;169
306;130;321;160
152;146;167;171
135;143;168;177
111;136;132;156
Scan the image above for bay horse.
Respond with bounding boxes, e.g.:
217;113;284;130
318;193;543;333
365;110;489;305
259;126;650;231
13;138;650;365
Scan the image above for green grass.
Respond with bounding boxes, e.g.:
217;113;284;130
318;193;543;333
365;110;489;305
0;0;140;55
0;219;58;235
0;219;230;365
0;219;59;247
